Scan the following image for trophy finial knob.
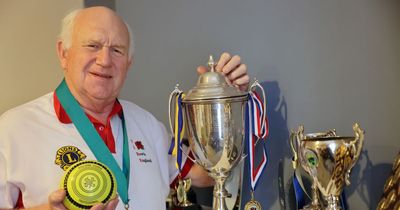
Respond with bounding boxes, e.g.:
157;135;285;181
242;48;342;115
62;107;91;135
208;55;216;72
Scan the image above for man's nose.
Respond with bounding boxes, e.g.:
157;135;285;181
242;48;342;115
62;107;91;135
96;47;112;67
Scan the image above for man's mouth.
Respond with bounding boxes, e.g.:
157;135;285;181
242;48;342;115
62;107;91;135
90;72;112;79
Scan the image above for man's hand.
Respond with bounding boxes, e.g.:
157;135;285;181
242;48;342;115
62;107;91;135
197;52;250;91
46;189;119;210
47;189;67;210
186;164;214;187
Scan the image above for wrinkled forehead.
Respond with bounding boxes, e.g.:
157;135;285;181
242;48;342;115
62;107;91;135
72;9;130;46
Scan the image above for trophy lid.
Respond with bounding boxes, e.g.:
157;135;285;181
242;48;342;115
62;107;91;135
182;55;247;102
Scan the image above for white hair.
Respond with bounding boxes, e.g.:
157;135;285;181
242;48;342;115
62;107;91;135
58;8;135;59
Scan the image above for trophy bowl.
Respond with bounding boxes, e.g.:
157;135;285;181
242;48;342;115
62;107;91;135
183;99;245;172
292;123;364;210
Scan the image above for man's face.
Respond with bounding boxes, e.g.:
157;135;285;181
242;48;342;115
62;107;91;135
59;8;132;105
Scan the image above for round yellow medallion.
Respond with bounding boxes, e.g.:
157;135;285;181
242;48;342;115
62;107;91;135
60;160;117;209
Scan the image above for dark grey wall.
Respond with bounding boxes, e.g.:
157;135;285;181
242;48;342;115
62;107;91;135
84;0;115;10
116;1;400;209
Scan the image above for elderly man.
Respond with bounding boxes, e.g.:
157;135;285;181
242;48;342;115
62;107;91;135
0;6;249;210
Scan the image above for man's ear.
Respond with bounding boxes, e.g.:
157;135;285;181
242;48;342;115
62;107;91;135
128;56;134;71
56;40;68;70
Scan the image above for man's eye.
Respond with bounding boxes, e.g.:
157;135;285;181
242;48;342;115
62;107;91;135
85;44;100;49
112;48;125;56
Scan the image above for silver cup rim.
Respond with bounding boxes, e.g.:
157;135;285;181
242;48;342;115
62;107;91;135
302;136;355;141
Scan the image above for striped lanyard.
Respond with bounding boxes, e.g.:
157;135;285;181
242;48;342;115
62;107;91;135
246;81;269;192
168;87;185;171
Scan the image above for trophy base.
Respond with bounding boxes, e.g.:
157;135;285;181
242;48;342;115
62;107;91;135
300;203;323;210
171;204;203;210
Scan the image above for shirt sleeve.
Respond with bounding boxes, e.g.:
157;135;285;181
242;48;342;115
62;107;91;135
0;149;19;208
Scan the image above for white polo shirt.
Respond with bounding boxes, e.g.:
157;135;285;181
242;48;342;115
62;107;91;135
0;93;190;209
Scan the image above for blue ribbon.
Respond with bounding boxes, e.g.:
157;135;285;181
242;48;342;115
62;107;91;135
292;173;306;209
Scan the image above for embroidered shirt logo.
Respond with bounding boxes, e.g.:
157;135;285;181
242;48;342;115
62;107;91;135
55;145;87;171
134;141;145;150
130;139;152;164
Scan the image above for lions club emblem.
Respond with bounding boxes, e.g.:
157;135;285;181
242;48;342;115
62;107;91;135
55;146;87;171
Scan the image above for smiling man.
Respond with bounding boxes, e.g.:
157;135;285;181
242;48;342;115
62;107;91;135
0;6;249;210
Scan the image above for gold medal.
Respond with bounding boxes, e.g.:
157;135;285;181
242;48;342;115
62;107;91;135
244;191;262;210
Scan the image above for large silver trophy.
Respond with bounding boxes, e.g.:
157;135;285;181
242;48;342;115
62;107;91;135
169;55;253;210
290;123;364;210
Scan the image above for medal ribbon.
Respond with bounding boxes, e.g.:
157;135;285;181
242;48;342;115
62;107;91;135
168;89;185;171
292;172;306;209
246;81;269;191
56;79;130;206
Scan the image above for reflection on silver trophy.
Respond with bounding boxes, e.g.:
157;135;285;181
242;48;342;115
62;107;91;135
169;55;256;210
291;123;365;210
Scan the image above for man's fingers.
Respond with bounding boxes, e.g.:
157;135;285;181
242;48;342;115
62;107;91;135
91;198;119;210
48;189;67;210
198;52;249;91
226;64;247;81
105;198;120;210
233;74;250;91
215;52;232;73
48;189;66;205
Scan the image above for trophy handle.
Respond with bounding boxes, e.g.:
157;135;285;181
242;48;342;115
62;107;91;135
345;123;365;185
290;130;299;169
168;85;198;164
290;125;305;168
168;84;183;135
290;125;312;200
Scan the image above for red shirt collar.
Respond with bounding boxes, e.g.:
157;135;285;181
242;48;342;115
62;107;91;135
53;92;122;124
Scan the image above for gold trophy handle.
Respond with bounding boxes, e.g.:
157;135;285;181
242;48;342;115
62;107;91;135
345;123;365;185
351;123;365;163
290;125;305;169
290;125;312;200
290;131;299;169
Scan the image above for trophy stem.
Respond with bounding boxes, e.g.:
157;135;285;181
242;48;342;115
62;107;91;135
326;195;341;210
210;171;230;210
301;180;323;210
310;181;322;209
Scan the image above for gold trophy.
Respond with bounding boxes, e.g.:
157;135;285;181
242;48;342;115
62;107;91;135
376;151;400;210
176;178;194;207
291;123;364;210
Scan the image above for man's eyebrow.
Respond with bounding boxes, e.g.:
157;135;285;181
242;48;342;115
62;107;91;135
81;40;100;45
111;44;127;49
